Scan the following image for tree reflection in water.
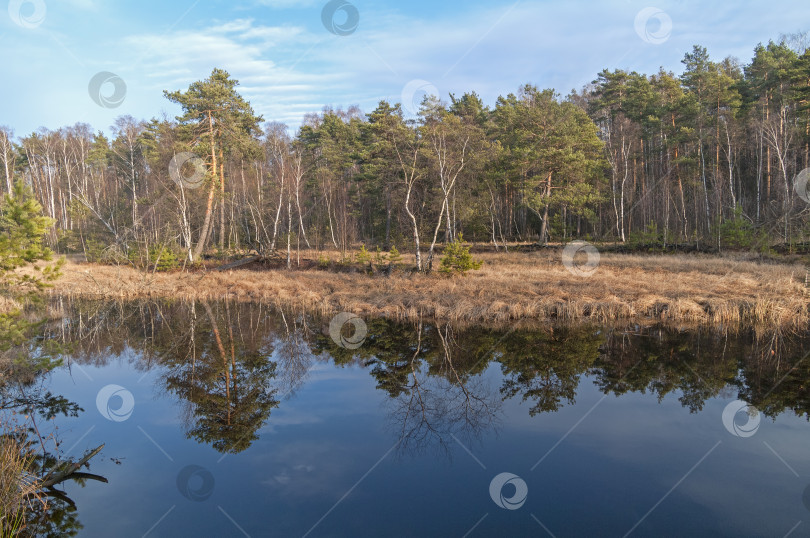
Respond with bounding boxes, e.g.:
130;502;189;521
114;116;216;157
43;297;810;458
13;297;810;531
383;321;501;456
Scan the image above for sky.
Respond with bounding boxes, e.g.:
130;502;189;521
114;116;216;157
0;0;808;137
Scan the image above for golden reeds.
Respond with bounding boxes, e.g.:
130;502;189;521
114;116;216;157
41;249;810;332
0;424;40;536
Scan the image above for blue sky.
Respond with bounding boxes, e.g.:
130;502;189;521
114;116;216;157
1;0;808;137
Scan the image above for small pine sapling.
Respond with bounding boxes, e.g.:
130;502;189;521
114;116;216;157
438;234;482;276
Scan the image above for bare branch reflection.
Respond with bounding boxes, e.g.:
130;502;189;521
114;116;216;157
388;321;501;457
275;306;315;398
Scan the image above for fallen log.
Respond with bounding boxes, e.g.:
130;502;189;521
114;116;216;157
213;256;261;272
41;444;105;488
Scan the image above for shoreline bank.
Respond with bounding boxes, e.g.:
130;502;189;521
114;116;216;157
42;250;810;333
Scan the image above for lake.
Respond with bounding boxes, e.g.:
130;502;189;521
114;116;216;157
12;298;810;537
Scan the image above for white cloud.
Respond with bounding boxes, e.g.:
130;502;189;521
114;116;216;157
119;18;337;126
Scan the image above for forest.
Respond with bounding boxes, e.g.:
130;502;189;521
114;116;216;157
1;36;810;270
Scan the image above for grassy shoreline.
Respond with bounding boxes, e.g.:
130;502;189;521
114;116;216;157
41;248;810;333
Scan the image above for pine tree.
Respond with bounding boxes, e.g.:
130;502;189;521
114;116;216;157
439;234;482;276
164;69;263;260
0;180;63;291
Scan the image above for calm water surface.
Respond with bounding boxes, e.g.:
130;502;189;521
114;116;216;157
19;299;810;536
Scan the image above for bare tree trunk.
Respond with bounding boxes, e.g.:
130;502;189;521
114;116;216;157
757;128;763;221
384;188;391;250
427;196;448;269
766;95;772;200
539;172;553;244
193;112;218;261
220;153;226;251
324;185;339;249
269;144;285;252
700;144;711;234
619;142;628;243
0;128;15;194
427;131;468;266
724;120;736;208
286;196;292;270
271;186;283;252
405;184;422;271
488;186;498;250
292;153;311;249
397;147;422;271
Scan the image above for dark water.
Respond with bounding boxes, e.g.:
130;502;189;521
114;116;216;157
10;298;810;537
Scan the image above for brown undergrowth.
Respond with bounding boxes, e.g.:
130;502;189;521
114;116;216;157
42;249;810;333
0;421;39;536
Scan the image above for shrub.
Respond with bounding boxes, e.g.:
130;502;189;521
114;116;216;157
356;245;373;273
373;246;388;267
356;245;371;265
387;246;402;268
55;229;82;253
127;243;180;272
83;239;107;263
439;235;482;276
150;245;179;272
338;252;354;266
719;206;758;250
628;222;667;251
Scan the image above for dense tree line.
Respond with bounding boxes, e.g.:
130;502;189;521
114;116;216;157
2;37;810;269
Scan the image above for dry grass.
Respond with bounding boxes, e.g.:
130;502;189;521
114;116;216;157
42;248;810;332
0;425;38;536
0;296;21;316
